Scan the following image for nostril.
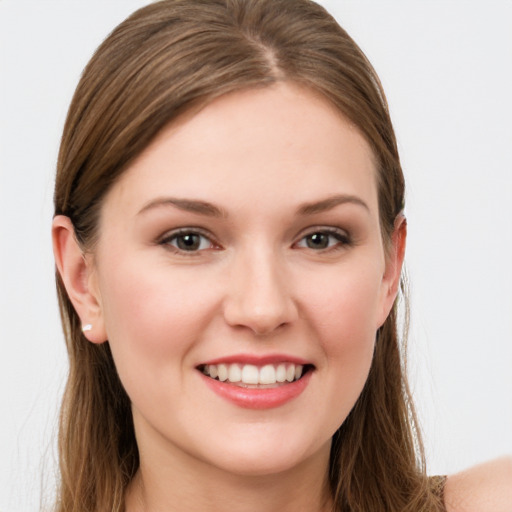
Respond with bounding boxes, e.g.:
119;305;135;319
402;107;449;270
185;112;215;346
252;319;288;337
223;298;297;336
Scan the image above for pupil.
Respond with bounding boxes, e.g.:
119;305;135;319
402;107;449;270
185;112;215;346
178;234;200;250
307;233;328;249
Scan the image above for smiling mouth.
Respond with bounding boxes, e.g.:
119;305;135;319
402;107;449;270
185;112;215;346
198;363;313;388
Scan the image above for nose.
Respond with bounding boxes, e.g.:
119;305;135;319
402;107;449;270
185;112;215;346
222;247;298;336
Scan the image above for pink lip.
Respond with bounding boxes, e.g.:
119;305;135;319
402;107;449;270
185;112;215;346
199;369;312;410
199;353;311;366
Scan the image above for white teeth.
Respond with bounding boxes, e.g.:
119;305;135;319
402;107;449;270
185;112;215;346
259;364;276;385
276;364;286;382
241;364;259;384
228;364;242;383
217;364;228;381
202;362;307;385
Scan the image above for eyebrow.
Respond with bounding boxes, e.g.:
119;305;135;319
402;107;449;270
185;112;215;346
297;194;370;215
137;197;227;218
137;193;369;218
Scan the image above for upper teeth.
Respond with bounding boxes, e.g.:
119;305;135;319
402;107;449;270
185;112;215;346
202;363;304;385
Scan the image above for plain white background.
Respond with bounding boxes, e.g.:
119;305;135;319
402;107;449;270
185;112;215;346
1;1;511;510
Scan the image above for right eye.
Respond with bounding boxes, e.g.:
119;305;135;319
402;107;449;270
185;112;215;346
159;229;217;253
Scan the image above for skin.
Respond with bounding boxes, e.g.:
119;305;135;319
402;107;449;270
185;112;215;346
52;82;405;512
444;457;512;512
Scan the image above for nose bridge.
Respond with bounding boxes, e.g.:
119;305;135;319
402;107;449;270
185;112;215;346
223;242;297;335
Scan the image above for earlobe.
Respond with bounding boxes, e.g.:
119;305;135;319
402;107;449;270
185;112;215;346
378;215;407;326
52;215;107;344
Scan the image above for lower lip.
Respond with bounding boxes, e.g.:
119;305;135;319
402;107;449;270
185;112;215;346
200;371;312;410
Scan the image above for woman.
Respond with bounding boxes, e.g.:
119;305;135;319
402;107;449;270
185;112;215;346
50;1;511;511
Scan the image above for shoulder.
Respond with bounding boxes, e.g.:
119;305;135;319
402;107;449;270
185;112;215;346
444;456;512;512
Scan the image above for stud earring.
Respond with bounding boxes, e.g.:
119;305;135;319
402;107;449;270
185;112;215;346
82;323;93;332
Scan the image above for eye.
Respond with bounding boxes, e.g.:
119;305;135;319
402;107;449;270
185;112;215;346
295;229;350;251
160;229;217;253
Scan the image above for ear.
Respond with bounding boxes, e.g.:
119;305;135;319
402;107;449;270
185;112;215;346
377;214;407;327
52;215;107;344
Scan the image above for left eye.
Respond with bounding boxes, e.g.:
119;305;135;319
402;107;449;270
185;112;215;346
295;230;349;250
162;231;214;252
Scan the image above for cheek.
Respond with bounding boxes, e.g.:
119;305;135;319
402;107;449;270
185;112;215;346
320;278;379;374
298;262;383;415
96;259;218;389
304;261;384;349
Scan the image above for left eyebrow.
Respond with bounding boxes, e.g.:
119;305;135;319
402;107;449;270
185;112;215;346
296;194;370;215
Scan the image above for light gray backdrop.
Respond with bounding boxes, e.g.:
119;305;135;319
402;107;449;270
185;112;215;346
1;1;511;510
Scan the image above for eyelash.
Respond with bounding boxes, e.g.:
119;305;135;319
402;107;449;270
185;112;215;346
158;227;351;255
294;228;352;252
158;228;219;254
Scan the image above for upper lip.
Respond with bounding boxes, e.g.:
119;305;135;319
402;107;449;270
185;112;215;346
198;353;313;367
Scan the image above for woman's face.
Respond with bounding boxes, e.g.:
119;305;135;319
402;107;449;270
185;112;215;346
86;83;401;477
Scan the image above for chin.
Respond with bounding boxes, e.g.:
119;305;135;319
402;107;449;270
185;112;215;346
197;429;332;478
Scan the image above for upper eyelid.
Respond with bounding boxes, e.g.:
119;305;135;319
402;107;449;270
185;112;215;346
158;226;216;242
157;228;222;254
295;226;350;239
293;226;352;250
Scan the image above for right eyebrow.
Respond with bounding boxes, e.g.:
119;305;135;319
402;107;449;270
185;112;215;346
137;197;228;218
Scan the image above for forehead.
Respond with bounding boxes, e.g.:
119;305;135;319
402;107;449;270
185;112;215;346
102;83;378;219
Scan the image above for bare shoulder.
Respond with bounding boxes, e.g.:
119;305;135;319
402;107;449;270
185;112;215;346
444;456;512;512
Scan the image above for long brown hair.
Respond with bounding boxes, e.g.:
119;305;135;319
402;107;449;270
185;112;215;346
53;1;444;510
